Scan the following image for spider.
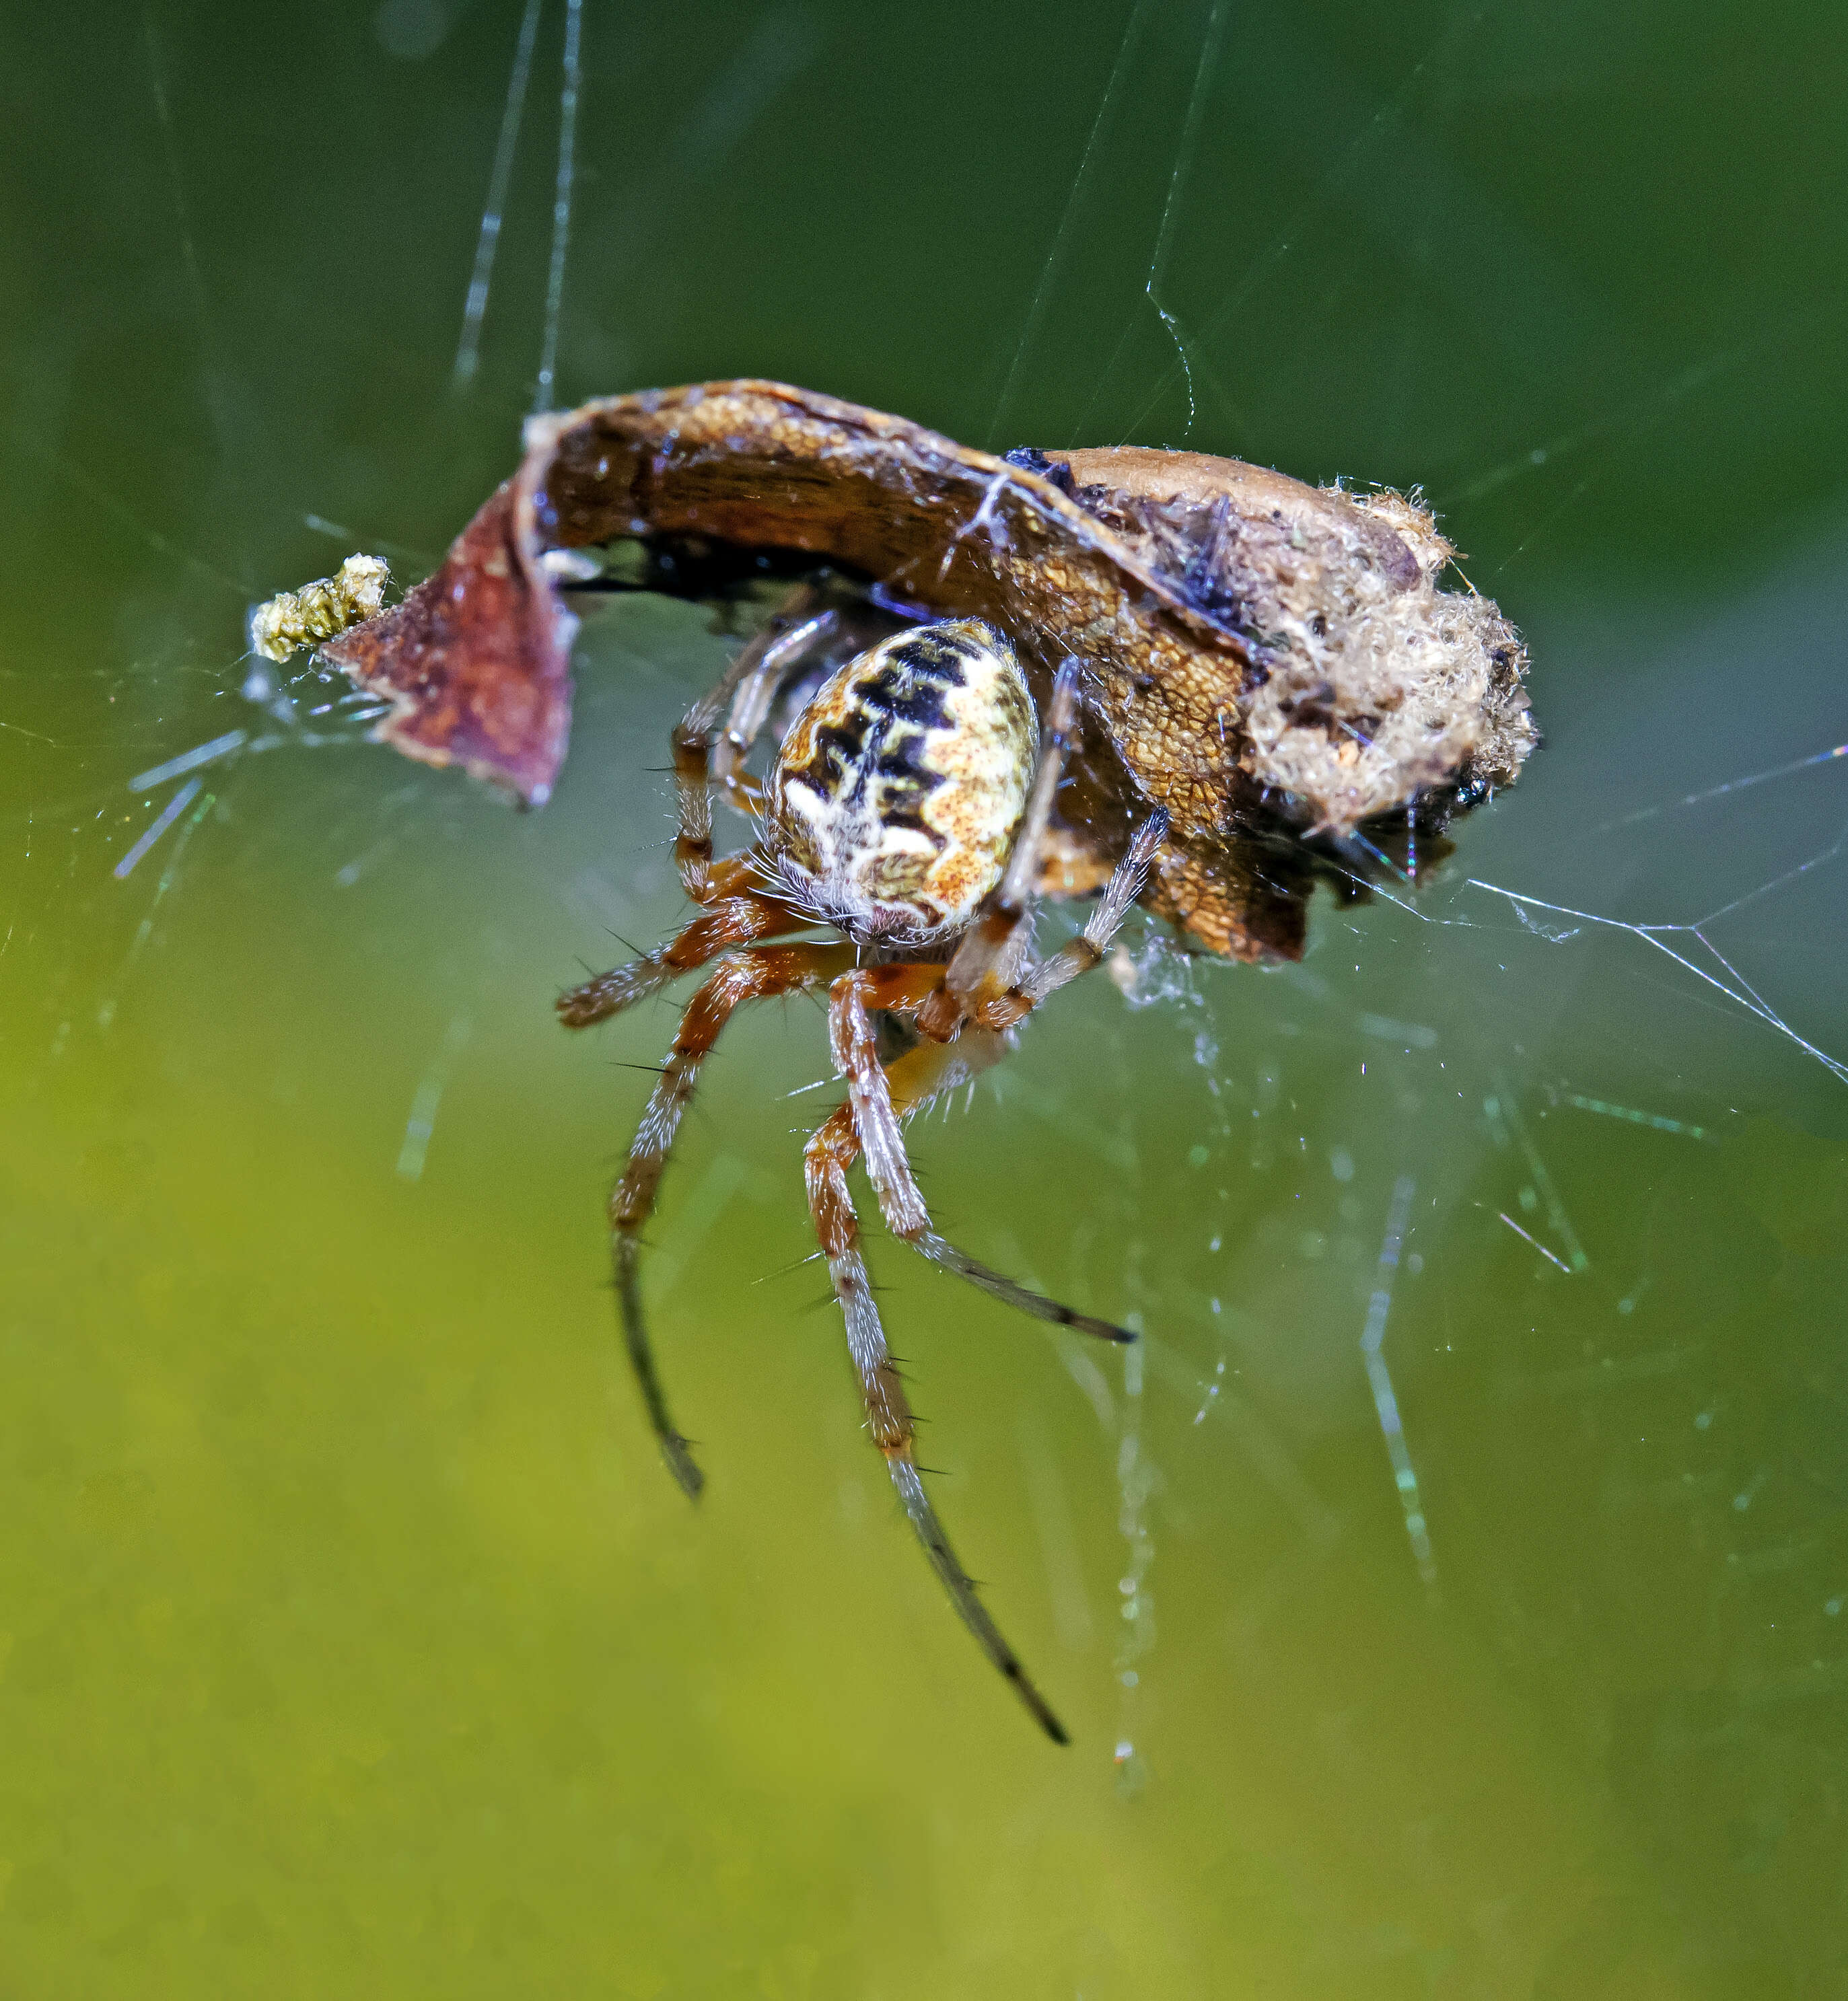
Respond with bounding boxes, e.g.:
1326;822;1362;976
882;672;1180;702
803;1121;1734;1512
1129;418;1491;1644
557;596;1166;1743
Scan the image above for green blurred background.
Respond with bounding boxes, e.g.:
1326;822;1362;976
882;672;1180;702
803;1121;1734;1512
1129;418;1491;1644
3;1;1847;1994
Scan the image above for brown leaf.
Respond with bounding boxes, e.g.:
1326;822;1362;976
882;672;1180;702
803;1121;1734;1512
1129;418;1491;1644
320;379;1537;959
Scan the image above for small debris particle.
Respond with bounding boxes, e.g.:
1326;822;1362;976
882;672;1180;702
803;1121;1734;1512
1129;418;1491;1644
250;553;390;662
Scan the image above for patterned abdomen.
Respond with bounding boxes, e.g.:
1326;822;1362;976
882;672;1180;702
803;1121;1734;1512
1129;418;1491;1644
765;620;1036;949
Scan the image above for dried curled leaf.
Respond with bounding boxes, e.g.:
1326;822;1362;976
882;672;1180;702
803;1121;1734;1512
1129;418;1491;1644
320;380;1536;959
1049;449;1534;831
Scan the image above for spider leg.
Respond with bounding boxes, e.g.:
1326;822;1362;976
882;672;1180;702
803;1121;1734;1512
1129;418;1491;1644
678;583;842;835
804;1077;1071;1745
977;807;1168;1028
711;607;840;816
668;712;749;902
557;869;812;1027
569;600;826;1029
611;940;856;1496
826;967;1133;1345
579;599;825;1019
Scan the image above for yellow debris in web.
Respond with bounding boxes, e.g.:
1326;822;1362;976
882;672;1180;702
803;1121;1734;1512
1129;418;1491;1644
249;553;390;662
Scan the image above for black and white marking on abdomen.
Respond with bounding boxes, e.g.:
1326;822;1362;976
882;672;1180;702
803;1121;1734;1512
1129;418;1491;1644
765;619;1037;947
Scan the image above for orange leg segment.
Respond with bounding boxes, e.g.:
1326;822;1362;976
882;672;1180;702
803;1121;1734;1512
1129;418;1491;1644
800;962;1137;1745
803;1036;1071;1745
557;873;809;1029
607;941;854;1496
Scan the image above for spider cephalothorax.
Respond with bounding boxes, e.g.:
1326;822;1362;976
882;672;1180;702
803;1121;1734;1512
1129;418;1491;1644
557;604;1166;1743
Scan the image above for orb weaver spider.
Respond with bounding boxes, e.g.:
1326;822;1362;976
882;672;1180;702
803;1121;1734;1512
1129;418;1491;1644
557;597;1166;1743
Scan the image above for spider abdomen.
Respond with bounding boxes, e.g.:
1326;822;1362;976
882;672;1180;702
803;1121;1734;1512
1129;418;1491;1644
765;620;1036;948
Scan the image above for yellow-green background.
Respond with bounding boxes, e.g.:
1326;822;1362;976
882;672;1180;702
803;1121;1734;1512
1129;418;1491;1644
3;2;1846;1994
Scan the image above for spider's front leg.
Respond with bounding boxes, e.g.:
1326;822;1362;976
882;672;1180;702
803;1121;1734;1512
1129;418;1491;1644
975;805;1170;1029
823;787;1168;1336
555;859;810;1029
557;591;853;1029
825;965;1135;1343
802;1019;1072;1745
675;587;843;869
608;940;855;1496
799;809;1167;1730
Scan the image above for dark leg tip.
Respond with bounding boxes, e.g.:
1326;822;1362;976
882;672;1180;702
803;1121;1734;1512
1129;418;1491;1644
663;1438;705;1500
1078;1312;1137;1344
557;986;608;1029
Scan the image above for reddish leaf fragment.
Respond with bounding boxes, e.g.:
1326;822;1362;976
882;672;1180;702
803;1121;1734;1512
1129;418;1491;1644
321;478;574;806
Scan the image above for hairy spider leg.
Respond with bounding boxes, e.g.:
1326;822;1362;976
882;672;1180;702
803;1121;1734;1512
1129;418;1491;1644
555;861;811;1027
669;712;748;901
680;583;825;739
802;1018;1071;1745
568;606;833;1027
607;940;857;1496
676;586;842;838
823;966;1134;1344
983;807;1170;1027
711;606;840;814
563;591;875;1028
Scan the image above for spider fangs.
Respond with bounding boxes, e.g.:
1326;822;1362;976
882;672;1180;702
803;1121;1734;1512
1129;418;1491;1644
558;611;1167;1743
